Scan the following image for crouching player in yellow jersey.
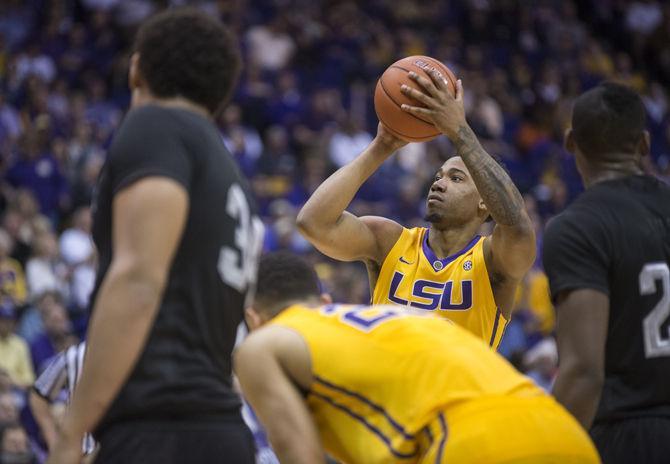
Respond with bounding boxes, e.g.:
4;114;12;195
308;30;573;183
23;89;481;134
297;73;536;349
235;252;599;464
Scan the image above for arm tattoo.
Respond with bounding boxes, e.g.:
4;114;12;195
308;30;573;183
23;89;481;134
454;125;525;226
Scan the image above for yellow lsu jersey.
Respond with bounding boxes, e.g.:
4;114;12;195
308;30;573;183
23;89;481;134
372;227;507;349
270;303;545;464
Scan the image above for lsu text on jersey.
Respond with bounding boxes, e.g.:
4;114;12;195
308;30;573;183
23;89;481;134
372;227;507;349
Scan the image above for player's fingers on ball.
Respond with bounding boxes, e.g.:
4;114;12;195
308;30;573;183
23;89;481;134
400;85;432;106
408;71;438;96
400;104;433;117
456;79;464;101
429;69;448;92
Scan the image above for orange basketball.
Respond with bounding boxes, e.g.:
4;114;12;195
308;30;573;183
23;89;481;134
374;55;457;142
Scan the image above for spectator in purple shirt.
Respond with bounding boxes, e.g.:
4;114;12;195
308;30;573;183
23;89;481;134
6;129;69;222
29;301;74;375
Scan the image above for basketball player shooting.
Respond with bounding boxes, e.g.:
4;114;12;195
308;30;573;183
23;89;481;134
298;69;536;348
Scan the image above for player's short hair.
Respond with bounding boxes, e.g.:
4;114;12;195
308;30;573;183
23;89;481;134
571;82;646;159
255;252;321;315
134;8;241;114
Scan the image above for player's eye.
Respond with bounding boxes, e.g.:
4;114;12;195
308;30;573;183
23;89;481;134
434;175;442;182
451;176;463;182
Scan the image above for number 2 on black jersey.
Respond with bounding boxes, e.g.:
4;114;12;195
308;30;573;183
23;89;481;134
641;262;670;358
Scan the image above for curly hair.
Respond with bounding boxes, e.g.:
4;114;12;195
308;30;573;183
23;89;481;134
133;8;241;114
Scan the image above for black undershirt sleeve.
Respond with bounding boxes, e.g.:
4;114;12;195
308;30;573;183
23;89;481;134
543;210;611;302
108;108;193;194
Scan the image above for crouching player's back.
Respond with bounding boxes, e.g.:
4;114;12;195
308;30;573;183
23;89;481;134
235;252;600;464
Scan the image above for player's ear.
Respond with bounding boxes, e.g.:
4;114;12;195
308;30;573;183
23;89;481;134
564;128;576;154
320;293;333;305
244;307;263;331
129;52;143;91
639;130;650;158
478;199;488;219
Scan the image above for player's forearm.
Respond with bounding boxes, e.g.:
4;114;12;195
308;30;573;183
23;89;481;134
297;139;394;234
453;124;527;227
270;434;326;464
553;368;603;429
59;265;164;439
29;391;58;449
261;399;326;464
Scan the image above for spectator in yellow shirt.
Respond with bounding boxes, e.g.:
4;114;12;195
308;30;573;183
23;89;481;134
0;229;27;305
514;268;555;336
0;303;34;388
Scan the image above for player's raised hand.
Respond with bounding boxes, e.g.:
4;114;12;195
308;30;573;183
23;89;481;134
374;122;409;152
399;70;466;142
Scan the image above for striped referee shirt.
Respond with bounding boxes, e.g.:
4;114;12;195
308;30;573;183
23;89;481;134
33;341;95;454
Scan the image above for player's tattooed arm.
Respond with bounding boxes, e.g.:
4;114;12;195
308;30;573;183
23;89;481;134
452;125;525;226
400;72;525;226
402;71;536;291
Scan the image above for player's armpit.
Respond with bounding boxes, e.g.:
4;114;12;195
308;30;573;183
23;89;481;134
299;212;401;263
486;218;536;281
552;288;609;429
234;330;326;464
483;222;536;318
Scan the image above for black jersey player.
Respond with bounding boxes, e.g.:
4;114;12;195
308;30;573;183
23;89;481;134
544;82;670;464
48;9;262;464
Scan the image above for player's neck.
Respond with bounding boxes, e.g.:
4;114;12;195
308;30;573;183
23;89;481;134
582;159;644;188
427;223;481;259
131;90;211;119
266;296;323;319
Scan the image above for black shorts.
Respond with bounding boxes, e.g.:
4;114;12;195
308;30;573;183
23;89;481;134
591;416;670;464
94;418;256;464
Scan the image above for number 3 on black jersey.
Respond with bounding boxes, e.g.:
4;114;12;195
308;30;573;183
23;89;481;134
218;183;264;299
641;262;670;358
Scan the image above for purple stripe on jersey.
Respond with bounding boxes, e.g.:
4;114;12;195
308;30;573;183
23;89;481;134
488;307;502;347
435;413;448;464
422;230;480;271
310;391;419;459
495;317;510;351
424;425;434;446
314;375;415;439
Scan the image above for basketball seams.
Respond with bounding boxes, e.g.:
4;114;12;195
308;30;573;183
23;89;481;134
374;55;457;142
379;117;436;142
375;86;437;141
378;78;436;128
389;65;411;73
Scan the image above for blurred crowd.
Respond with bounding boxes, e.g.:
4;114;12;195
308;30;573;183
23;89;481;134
0;0;668;461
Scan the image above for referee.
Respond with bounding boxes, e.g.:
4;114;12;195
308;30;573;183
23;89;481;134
30;342;95;455
49;9;262;464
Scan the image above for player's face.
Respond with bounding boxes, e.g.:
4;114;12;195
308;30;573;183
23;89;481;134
425;157;483;227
